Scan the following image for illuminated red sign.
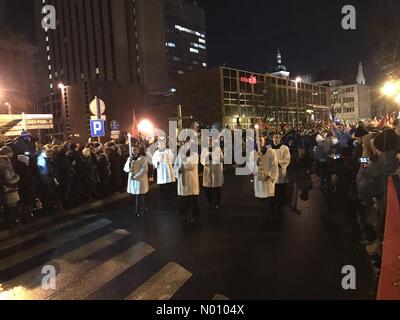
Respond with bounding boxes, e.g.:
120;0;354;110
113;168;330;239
240;75;257;85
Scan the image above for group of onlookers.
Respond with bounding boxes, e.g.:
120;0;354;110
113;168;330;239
0;132;135;227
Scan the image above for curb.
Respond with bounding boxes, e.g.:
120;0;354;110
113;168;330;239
0;192;131;243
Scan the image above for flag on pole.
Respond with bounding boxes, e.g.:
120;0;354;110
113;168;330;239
131;108;139;138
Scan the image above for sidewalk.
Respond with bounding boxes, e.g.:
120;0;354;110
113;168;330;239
0;192;130;243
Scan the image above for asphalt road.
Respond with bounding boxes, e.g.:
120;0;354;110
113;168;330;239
0;173;377;300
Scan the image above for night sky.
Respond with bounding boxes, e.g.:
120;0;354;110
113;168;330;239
1;0;399;85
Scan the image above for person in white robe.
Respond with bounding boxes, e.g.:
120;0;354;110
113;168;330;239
249;138;279;222
271;133;291;213
152;139;176;202
200;138;224;209
124;145;149;219
174;141;200;224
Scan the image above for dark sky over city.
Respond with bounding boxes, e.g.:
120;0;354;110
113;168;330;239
1;0;399;85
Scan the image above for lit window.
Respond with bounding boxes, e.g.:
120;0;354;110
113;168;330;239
47;55;51;61
96;67;100;74
191;43;206;50
48;65;52;70
173;56;180;61
190;48;199;54
166;42;176;48
202;63;207;67
178;70;185;75
199;38;206;44
170;88;177;93
175;25;205;38
50;84;53;89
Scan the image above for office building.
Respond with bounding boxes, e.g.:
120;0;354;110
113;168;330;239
175;66;330;130
34;0;207;141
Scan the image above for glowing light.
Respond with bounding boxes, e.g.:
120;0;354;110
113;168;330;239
138;119;154;137
395;94;400;104
58;83;65;90
295;77;303;83
382;81;398;96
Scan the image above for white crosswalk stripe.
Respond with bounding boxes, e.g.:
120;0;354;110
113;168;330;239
0;218;196;301
0;215;95;252
0;229;130;300
126;262;192;300
48;242;155;300
0;219;111;271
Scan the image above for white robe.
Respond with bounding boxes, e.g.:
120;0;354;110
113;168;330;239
272;145;291;184
249;149;279;199
174;152;200;197
152;149;176;185
124;156;149;195
200;147;224;188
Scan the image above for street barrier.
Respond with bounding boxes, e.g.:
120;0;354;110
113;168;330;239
377;176;400;300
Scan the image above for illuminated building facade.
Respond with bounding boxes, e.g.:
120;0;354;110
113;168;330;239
176;67;331;130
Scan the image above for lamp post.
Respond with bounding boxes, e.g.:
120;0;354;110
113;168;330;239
295;77;302;130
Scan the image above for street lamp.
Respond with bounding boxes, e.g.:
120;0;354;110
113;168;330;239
295;77;302;130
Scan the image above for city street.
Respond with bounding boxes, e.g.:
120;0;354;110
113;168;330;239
0;173;377;300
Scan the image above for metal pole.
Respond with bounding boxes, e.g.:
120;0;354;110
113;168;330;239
96;96;101;144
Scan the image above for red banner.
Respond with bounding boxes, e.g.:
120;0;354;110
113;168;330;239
377;177;400;300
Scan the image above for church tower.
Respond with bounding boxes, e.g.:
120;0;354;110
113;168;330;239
272;49;290;78
356;61;366;85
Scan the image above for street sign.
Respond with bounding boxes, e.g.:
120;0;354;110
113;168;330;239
89;98;106;116
111;130;121;140
90;120;106;137
110;120;120;131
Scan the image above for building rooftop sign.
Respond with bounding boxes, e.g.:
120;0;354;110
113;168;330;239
240;75;257;85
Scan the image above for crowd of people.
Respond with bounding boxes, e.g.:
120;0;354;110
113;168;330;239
1;115;399;273
0;131;135;227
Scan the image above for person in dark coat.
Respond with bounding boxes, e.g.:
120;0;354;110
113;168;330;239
15;155;41;223
81;148;97;201
96;148;111;197
107;143;123;193
56;145;73;207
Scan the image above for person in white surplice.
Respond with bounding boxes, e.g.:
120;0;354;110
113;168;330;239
174;140;200;224
200;137;224;209
152;139;176;203
249;137;279;223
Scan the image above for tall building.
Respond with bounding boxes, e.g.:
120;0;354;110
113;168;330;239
34;0;207;141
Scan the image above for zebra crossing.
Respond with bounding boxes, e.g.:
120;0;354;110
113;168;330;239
0;215;199;300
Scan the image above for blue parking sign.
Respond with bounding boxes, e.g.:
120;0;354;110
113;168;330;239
90;120;106;137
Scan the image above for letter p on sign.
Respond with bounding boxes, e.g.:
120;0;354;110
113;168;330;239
90;120;106;138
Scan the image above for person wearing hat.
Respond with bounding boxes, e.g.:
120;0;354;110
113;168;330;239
357;129;399;205
0;146;21;226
